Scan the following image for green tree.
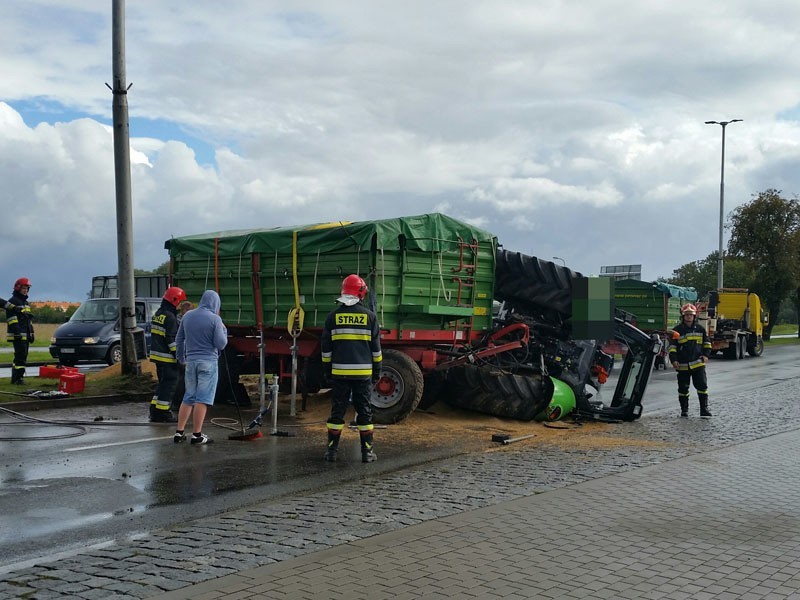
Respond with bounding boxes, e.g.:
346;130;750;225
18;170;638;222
727;189;800;339
664;252;754;298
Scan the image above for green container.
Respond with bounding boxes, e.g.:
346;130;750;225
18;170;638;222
613;279;697;332
167;213;498;337
535;377;576;421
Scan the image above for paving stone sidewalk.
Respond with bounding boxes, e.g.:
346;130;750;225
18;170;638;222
2;378;800;599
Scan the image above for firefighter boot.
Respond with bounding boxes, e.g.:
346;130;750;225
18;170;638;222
360;430;377;463
679;397;689;418
149;402;177;423
699;397;712;418
324;430;341;462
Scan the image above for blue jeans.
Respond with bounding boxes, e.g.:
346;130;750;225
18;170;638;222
183;360;219;406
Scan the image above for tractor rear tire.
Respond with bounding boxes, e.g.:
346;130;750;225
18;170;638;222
442;365;554;421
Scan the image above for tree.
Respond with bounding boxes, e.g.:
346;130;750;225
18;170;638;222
135;261;170;275
727;189;800;339
664;252;754;298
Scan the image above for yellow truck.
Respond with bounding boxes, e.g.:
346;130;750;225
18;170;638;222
697;288;766;359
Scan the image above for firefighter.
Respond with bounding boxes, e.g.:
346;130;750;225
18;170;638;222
669;303;712;418
148;286;187;422
6;278;34;385
320;274;382;463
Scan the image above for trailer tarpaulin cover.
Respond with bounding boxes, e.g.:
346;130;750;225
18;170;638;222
167;213;497;256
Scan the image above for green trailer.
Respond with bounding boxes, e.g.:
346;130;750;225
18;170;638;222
167;214;500;422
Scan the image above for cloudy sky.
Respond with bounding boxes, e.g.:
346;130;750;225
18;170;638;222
2;1;799;301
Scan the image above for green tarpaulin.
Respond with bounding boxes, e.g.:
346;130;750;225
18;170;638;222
167;213;497;256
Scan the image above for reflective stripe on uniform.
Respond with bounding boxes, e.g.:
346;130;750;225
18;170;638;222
149;350;177;363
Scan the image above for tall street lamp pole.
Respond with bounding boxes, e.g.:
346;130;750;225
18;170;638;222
705;119;742;290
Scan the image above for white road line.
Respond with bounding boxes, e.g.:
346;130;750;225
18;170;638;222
65;436;173;452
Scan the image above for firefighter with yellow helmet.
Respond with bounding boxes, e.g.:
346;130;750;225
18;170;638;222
669;303;713;417
320;274;382;463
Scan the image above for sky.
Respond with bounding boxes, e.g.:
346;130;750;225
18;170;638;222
2;1;800;302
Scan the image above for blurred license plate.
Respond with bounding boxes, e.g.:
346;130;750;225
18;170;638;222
61;348;75;354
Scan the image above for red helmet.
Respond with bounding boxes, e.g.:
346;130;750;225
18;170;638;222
163;286;187;307
14;277;31;292
341;274;368;300
680;303;697;316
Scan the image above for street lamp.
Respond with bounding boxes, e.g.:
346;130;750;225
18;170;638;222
553;256;566;267
705;119;743;290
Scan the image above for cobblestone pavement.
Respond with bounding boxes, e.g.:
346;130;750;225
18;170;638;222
2;378;800;599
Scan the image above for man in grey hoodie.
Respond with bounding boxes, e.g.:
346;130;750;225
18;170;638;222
173;290;228;445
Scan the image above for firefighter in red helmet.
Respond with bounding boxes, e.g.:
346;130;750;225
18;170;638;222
148;286;187;422
320;274;382;462
6;278;34;385
669;303;712;417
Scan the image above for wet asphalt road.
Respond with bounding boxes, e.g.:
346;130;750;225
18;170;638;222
0;344;798;572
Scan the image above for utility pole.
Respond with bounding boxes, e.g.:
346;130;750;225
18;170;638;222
705;119;743;290
110;0;142;375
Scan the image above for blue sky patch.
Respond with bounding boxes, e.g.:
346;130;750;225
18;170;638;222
10;98;219;166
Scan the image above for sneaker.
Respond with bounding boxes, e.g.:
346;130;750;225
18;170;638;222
190;433;213;445
173;431;187;444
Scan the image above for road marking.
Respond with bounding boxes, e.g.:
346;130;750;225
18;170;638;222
65;436;173;452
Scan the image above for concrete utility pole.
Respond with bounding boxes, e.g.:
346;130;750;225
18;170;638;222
705;119;743;290
111;0;142;375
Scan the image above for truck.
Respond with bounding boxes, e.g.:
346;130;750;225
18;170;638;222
166;213;659;424
612;279;698;369
697;288;766;359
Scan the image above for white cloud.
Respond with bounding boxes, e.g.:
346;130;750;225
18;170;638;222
1;1;800;300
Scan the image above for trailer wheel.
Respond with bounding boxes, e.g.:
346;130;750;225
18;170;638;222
370;350;423;424
747;336;764;357
442;365;554;421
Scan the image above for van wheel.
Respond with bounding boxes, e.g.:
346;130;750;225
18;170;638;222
107;343;122;365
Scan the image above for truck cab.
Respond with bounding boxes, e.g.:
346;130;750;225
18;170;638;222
700;288;766;358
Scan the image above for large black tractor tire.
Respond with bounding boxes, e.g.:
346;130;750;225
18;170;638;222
747;336;764;357
370;349;424;424
494;249;579;318
442;365;555;421
417;372;447;411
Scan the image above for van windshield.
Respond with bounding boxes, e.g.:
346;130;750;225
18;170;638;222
70;300;119;322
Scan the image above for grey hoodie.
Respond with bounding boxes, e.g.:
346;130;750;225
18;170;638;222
175;290;228;363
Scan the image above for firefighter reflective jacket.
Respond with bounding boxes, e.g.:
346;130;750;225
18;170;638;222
321;301;382;379
6;291;33;342
149;299;179;363
669;319;711;371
